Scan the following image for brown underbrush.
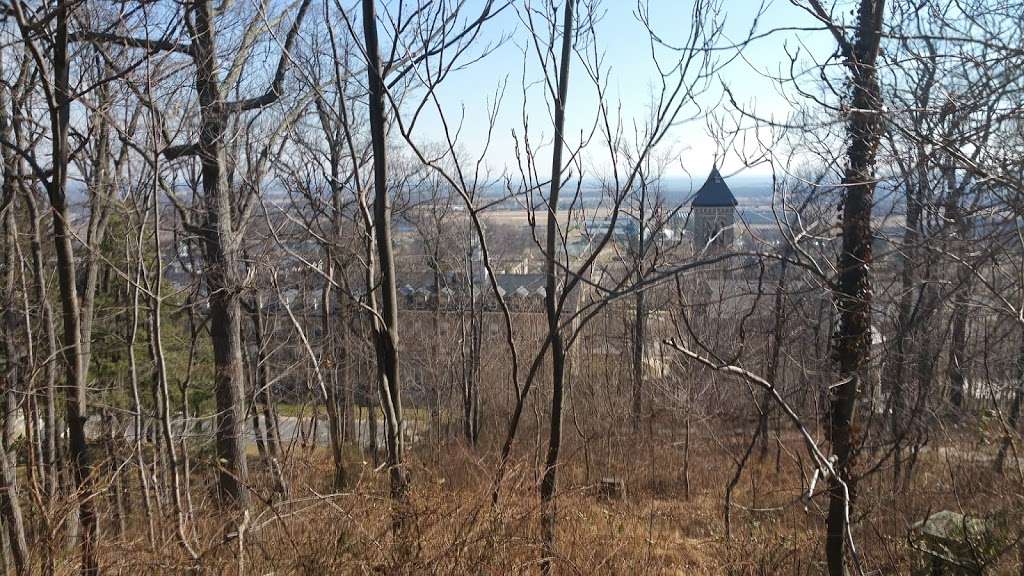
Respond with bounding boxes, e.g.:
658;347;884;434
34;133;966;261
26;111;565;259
31;422;1009;575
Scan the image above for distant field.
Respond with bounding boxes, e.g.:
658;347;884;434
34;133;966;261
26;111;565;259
481;206;616;228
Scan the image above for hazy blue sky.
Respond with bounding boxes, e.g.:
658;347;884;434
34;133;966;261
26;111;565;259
406;0;836;184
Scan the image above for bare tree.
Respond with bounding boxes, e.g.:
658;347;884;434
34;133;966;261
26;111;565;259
74;0;312;510
795;1;886;573
5;2;102;569
0;78;31;575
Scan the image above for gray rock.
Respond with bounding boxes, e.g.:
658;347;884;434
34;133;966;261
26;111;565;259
913;510;992;575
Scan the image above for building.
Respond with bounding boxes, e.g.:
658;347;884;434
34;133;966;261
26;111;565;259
690;166;738;250
583;216;641;241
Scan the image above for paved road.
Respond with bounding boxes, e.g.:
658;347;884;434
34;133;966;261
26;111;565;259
58;414;423;450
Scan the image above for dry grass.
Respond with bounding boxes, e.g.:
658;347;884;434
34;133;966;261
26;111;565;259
45;422;1018;575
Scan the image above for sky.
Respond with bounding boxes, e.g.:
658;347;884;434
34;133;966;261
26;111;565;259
406;0;837;185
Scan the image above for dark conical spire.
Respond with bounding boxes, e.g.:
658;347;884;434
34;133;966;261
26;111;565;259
691;165;738;207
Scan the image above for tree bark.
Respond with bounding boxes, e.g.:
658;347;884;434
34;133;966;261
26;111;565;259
462;257;481;446
249;296;283;460
18;178;59;498
539;2;575;572
191;0;250;508
996;337;1024;472
630;287;647;430
47;4;100;571
759;254;789;456
825;2;886;574
885;144;926;453
1;137;31;575
321;260;349;489
361;0;410;525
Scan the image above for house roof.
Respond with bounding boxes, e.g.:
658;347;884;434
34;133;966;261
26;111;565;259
494;273;546;295
691;167;738;207
395;271;547;300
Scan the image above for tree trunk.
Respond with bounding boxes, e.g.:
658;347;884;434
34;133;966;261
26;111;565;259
361;0;409;528
462;258;481;446
630;288;646;431
942;165;974;414
539;2;575;572
996;338;1024;472
339;296;356;446
48;4;100;571
759;255;789;456
18;179;60;498
1;150;31;575
321;260;348;490
125;244;155;545
947;302;969;410
826;2;885;574
250;295;283;460
884;147;926;477
192;0;250;509
148;195;198;560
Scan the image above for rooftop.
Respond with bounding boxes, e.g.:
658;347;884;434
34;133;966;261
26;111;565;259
691;167;738;207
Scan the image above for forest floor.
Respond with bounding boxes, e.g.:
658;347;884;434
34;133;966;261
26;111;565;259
60;424;1023;575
